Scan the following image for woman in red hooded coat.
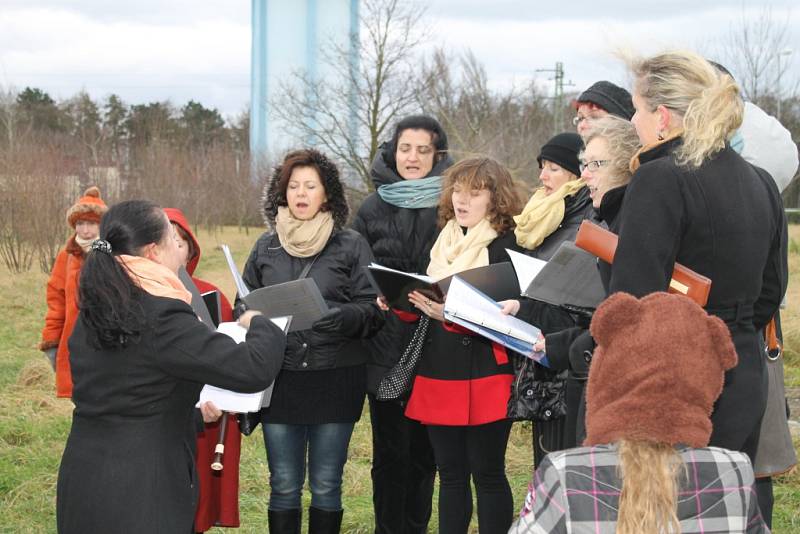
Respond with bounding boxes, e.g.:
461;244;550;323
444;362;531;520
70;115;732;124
164;207;241;532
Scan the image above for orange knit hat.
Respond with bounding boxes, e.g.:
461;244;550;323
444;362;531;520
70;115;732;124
585;292;738;448
66;186;108;228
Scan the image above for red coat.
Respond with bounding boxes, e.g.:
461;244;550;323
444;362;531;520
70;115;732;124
164;208;242;531
40;236;84;398
404;318;513;426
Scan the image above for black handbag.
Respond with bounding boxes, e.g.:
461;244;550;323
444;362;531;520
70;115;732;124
375;316;430;401
507;354;567;422
237;254;319;436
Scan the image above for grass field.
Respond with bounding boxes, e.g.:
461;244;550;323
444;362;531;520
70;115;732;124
1;224;799;533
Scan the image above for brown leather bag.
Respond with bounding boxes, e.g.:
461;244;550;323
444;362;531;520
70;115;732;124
574;220;712;307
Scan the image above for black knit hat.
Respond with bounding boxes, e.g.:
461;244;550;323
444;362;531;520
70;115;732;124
576;81;635;120
537;132;583;177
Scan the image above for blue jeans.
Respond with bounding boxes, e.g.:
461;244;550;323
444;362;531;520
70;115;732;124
262;422;355;511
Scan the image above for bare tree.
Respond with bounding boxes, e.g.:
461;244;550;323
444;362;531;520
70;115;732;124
272;0;426;191
719;6;796;108
418;49;553;189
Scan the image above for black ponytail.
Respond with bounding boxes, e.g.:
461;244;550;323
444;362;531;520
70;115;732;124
78;200;168;350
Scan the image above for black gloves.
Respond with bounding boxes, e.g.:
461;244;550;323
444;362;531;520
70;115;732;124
311;306;360;336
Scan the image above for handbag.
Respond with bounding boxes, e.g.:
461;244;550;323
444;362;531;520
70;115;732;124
376;316;430;401
507;354;567;422
238;254;319;436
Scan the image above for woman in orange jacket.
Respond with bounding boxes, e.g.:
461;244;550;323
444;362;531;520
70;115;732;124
39;186;107;397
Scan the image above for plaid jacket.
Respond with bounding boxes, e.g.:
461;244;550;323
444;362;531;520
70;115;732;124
509;444;769;533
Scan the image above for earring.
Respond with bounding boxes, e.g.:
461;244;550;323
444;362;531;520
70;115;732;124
657;130;665;141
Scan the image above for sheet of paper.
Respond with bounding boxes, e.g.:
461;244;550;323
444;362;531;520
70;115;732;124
506;249;547;293
221;244;250;297
195;317;287;412
368;262;435;284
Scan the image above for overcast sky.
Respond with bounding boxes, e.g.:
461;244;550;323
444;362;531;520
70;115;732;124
1;1;798;119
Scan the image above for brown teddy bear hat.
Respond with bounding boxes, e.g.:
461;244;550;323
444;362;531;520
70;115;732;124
584;292;738;448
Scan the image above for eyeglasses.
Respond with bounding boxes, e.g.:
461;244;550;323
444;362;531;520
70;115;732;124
579;160;611;173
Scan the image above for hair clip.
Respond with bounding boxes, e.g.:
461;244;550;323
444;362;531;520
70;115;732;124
90;239;113;254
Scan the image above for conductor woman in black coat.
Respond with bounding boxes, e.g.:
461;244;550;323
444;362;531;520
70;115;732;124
609;50;788;462
56;200;287;533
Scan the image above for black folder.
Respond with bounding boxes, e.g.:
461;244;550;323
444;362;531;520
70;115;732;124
365;262;519;313
523;242;606;310
178;267;215;328
242;278;329;332
201;290;222;328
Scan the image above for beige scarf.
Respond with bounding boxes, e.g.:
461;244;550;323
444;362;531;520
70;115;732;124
117;254;192;305
513;179;586;250
75;235;94;254
427;218;498;279
275;206;334;258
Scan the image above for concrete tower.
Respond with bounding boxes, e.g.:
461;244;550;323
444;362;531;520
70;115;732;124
250;0;359;171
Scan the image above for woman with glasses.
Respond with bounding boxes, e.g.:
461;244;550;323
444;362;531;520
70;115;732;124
505;117;642;449
505;132;593;468
571;80;635;136
351;115;453;534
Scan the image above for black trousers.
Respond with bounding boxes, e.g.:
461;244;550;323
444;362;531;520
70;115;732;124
427;419;513;534
368;394;435;534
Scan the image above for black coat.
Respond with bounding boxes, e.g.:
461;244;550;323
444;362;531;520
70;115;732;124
241;228;383;371
240;228;384;424
609;138;788;458
404;232;522;426
57;294;286;533
351;150;453;393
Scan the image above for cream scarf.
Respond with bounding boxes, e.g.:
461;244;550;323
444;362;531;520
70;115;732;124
513;179;586;250
275;206;334;258
117;254;192;304
427;218;498;279
75;235;94;254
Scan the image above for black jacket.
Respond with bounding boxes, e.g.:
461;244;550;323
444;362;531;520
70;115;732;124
609;138;788;456
58;294;286;533
241;228;384;371
351;149;453;393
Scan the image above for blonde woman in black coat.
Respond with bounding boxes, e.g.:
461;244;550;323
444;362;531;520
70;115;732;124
609;50;788;463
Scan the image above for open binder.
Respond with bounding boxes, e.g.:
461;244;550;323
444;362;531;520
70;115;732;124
365;261;519;312
574;221;711;307
443;276;544;358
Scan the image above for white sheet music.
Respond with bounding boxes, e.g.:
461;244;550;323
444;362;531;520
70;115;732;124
195;318;288;412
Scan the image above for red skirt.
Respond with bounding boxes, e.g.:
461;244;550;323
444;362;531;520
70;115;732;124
194;415;242;531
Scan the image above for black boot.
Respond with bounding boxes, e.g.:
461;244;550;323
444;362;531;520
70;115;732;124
308;506;343;534
268;508;301;534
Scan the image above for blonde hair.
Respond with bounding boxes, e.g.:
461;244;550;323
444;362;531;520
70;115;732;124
628;50;743;168
581;116;641;190
617;439;686;534
437;157;523;233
